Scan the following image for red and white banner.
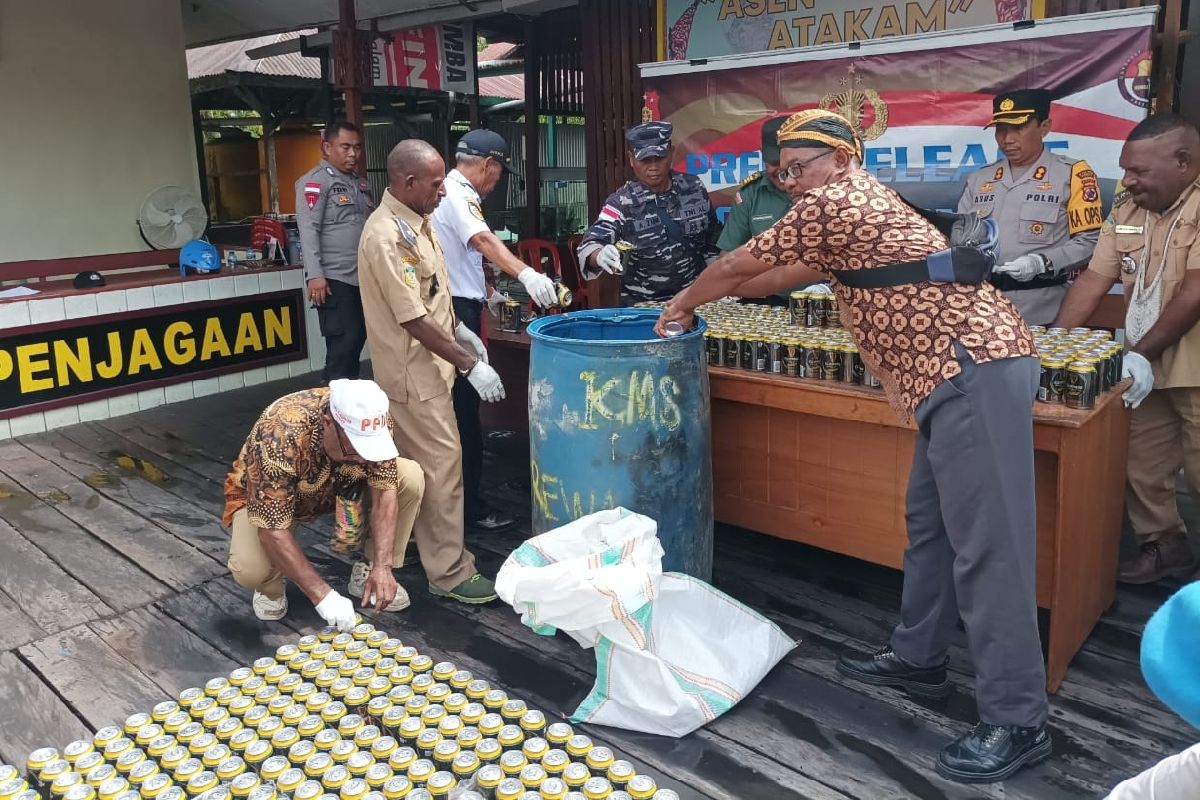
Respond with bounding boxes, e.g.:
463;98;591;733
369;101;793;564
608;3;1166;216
373;21;475;94
641;9;1155;217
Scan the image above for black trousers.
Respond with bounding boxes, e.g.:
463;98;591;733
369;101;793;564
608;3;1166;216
452;297;487;521
316;279;367;382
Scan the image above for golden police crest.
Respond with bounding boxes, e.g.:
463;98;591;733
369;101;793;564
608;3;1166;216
999;98;1015;112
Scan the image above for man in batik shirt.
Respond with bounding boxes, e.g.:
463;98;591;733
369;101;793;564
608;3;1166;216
655;110;1048;784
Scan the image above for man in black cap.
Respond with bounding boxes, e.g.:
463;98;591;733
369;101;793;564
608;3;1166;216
717;115;803;305
958;89;1102;324
432;128;557;533
577;121;719;303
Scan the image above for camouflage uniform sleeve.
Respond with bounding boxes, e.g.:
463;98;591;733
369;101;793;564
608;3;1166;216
578;190;629;280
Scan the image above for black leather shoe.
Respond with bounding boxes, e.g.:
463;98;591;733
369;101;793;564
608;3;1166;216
835;646;950;698
936;722;1052;783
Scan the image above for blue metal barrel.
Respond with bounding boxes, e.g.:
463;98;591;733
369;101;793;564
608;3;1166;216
525;308;713;580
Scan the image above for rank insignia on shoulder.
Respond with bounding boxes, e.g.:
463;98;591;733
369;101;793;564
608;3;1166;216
1112;188;1130;207
325;166;336;176
1037;182;1054;191
979;182;993;193
394;218;417;247
1033;166;1047;181
994;166;1004;181
738;171;761;189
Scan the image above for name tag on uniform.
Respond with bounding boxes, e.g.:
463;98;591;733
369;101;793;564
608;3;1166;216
1114;224;1144;234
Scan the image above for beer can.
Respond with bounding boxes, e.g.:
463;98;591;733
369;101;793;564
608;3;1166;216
498;727;524;752
614;241;634;274
404;761;434;787
517;764;546;790
500;301;522;334
826;300;842;329
581;777;611;800
515;738;545;765
346;752;374;778
1066;361;1097;410
604;762;634;791
415;731;442;761
474;739;502;767
788;291;808;327
736;337;753;370
498;752;527;778
321;765;350;792
805;343;824;379
228;774;259;799
811;295;829;328
539;777;568;800
424;772;454;800
561;764;589;790
822;345;842;381
839;346;856;384
720;335;739;368
494;779;524;800
625;776;656;800
583;749;613;779
74;755;104;779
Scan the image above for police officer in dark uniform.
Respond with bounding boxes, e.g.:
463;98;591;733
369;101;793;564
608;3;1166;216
296;120;375;381
958;90;1102;325
578;121;719;304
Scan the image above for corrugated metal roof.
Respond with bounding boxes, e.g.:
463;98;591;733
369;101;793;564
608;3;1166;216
479;74;525;101
187;30;321;80
477;41;520;63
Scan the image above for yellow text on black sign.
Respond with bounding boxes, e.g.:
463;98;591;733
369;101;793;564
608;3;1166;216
0;291;306;414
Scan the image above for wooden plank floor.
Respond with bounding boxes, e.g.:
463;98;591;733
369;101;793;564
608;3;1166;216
0;372;1195;799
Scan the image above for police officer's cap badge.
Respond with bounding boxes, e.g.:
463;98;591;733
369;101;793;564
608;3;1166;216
394;218;418;248
999;98;1015;112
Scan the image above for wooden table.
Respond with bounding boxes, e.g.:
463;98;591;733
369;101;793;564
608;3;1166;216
708;367;1131;692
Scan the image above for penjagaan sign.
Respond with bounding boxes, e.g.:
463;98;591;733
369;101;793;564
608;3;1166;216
0;291;306;417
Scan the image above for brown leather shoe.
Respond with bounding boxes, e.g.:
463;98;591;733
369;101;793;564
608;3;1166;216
1118;533;1195;584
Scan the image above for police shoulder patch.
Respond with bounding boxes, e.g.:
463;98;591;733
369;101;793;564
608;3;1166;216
401;258;419;289
468;201;485;221
738;171;762;189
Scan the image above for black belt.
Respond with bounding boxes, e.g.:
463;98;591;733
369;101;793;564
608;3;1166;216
989;273;1069;291
831;246;993;290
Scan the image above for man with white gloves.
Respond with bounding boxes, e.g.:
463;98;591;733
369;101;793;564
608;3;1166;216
223;380;426;629
1054;113;1200;584
958;89;1102;325
358;138;502;605
433;129;551;533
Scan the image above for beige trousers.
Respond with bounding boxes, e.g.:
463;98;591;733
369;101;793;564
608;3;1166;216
1126;387;1200;544
388;393;477;591
228;457;426;599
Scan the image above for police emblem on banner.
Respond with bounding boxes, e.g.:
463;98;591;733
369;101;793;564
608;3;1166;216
1117;50;1153;109
819;64;889;141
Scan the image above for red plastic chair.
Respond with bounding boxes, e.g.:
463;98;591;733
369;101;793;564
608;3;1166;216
516;237;589;312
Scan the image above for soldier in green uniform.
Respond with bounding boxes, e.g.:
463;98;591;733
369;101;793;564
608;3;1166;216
716;116;802;304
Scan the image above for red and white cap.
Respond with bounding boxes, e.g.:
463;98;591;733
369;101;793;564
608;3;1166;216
328;380;399;462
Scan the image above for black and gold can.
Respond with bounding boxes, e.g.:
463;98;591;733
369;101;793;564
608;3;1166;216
781;339;801;378
1066;361;1097;410
805;343;824;380
788;291;808;327
1038;358;1066;404
822;345;842;382
738;336;755;371
705;332;725;367
723;335;741;369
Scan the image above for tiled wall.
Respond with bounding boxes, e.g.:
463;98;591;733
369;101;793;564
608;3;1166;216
0;269;330;440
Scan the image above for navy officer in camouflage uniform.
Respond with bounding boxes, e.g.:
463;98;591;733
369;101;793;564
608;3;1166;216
296;120;375;381
578;121;719;304
958;90;1102;325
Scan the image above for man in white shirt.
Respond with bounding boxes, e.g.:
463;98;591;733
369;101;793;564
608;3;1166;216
432;129;556;532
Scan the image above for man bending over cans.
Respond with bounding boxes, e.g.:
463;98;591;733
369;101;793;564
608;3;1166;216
223;379;424;630
655;109;1048;784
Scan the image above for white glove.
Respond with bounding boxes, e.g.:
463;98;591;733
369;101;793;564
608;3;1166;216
467;361;506;403
596;244;622;274
994;254;1045;282
1121;351;1154;409
454;322;488;365
315;590;356;632
517;267;557;308
486;290;509;314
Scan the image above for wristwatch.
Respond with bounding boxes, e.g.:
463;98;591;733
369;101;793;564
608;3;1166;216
458;358;479;378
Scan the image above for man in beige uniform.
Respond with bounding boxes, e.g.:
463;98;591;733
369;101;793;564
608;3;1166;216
358;138;507;604
1054;113;1200;584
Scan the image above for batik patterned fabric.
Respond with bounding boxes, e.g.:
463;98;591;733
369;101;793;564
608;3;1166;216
747;171;1036;418
222;388;398;530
